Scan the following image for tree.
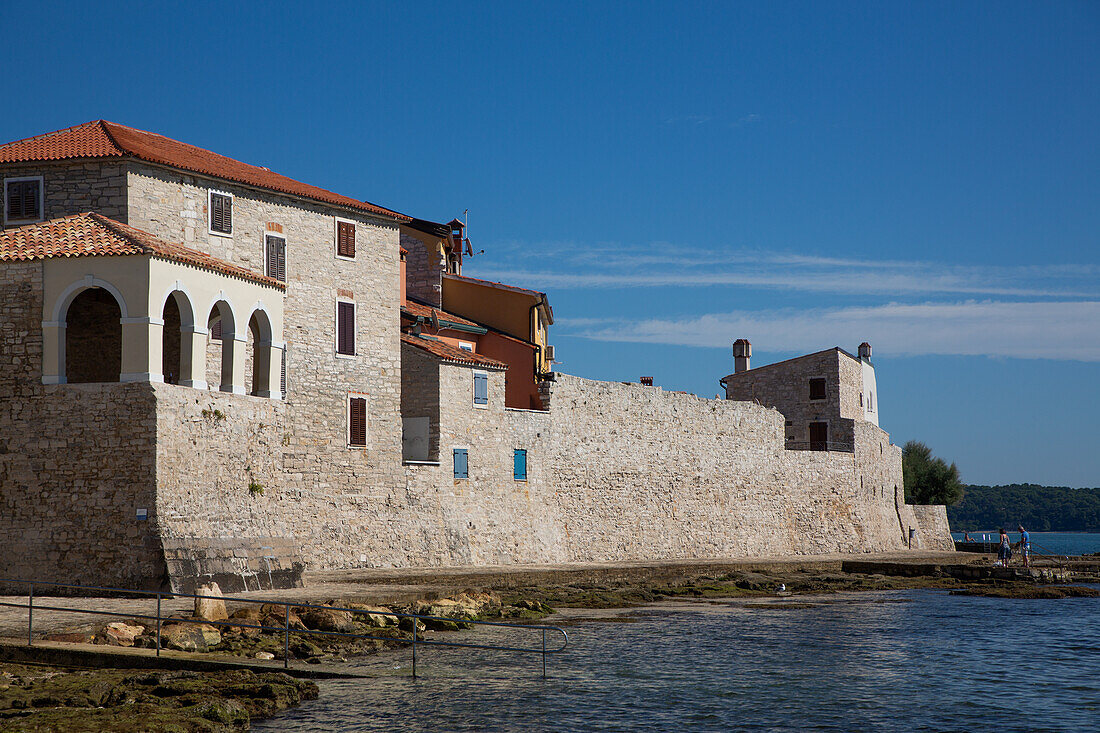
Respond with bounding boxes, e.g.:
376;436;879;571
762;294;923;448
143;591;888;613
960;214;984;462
902;441;963;505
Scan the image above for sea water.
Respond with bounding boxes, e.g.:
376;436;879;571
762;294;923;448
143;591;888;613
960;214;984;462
951;531;1100;556
254;588;1100;732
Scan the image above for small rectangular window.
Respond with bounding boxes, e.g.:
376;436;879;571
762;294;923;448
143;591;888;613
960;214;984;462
337;301;355;356
209;191;233;235
4;177;43;224
453;448;468;479
265;234;286;281
473;371;488;407
513;449;527;481
809;378;826;400
868;392;874;412
458;342;474;352
348;394;367;447
336;220;356;258
280;345;288;398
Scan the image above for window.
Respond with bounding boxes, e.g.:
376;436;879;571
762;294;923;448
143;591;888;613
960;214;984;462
868;391;874;412
513;449;527;481
348;393;367;447
336;219;356;259
336;301;355;356
265;234;286;281
453;448;468;479
209;191;233;235
458;341;474;352
473;371;488;407
4;176;43;225
809;378;826;400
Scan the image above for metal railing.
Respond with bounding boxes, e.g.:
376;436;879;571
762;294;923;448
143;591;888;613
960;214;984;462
0;578;568;678
785;440;855;453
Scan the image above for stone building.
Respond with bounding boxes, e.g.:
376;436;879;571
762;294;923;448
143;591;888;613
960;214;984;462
721;340;879;451
0;121;952;593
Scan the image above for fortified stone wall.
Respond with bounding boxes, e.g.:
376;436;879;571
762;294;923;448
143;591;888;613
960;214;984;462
0;161;127;231
0;262;165;590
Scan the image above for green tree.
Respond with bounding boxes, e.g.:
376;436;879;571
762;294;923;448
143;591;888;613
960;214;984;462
902;441;964;505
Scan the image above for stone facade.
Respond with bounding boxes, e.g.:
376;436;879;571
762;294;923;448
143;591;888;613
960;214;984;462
400;230;444;307
1;162;127;230
0;142;952;593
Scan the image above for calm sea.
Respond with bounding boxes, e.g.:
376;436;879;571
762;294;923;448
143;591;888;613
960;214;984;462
254;587;1100;732
951;531;1100;556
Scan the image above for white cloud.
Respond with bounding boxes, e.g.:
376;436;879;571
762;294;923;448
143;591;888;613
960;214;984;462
468;244;1099;299
561;300;1100;361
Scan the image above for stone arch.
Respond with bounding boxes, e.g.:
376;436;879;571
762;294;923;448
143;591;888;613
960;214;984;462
205;298;240;393
51;276;130;323
246;304;275;397
64;287;123;383
160;288;196;385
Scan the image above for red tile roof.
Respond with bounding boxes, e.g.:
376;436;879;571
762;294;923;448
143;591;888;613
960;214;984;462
400;333;507;369
0;213;284;289
0;121;409;222
401;299;483;328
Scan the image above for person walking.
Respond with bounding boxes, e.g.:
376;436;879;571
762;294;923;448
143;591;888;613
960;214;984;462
1018;525;1031;568
998;528;1011;565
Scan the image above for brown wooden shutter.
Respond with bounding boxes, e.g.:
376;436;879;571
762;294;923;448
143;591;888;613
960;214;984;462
211;319;222;340
266;236;286;281
337;222;355;258
211;193;232;234
280;346;287;397
6;180;40;220
349;397;367;446
337;301;355;355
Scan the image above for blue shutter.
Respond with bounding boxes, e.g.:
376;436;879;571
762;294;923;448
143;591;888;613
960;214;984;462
453;448;468;479
513;449;527;481
473;372;488;405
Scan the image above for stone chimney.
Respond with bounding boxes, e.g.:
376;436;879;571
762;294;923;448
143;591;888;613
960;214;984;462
858;342;872;361
640;376;654;386
733;339;751;373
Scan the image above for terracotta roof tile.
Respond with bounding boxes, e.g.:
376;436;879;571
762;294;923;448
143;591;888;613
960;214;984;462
0;121;410;222
400;333;507;369
0;213;284;289
401;299;482;328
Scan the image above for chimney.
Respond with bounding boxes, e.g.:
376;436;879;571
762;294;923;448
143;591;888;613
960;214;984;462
733;339;751;373
858;342;872;361
640;376;654;386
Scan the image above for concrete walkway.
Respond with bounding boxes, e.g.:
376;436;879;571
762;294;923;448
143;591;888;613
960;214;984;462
0;551;966;638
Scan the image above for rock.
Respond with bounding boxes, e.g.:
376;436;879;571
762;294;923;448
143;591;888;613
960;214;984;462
228;606;265;636
255;651;275;660
299;606;356;634
398;617;426;633
290;639;323;659
162;623;222;652
194;582;228;622
348;603;396;627
260;604;308;631
104;622;145;647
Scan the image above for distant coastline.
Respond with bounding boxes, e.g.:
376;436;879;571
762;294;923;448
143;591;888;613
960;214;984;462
948;484;1100;532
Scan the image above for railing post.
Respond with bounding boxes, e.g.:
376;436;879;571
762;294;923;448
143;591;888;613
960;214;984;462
27;583;33;647
156;593;162;657
284;604;290;670
411;617;417;679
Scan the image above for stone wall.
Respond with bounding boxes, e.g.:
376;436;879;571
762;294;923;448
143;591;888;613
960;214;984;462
400;344;441;460
400;230;442;307
0;161;127;230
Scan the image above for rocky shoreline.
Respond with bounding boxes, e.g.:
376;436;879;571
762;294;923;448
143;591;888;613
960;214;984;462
6;560;1097;730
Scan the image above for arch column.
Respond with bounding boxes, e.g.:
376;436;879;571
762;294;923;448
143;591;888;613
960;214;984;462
221;333;248;394
120;317;164;383
41;320;66;385
255;340;284;398
179;325;208;389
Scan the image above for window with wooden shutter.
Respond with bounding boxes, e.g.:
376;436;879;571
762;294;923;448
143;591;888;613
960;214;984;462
349;395;367;447
453;448;468;479
336;221;356;258
473;372;488;406
280;346;287;398
211;319;223;340
337;301;355;355
4;178;42;223
809;378;826;400
210;192;233;234
513;449;527;481
265;235;286;281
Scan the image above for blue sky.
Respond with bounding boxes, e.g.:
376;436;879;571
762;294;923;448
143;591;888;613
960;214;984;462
3;1;1097;486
